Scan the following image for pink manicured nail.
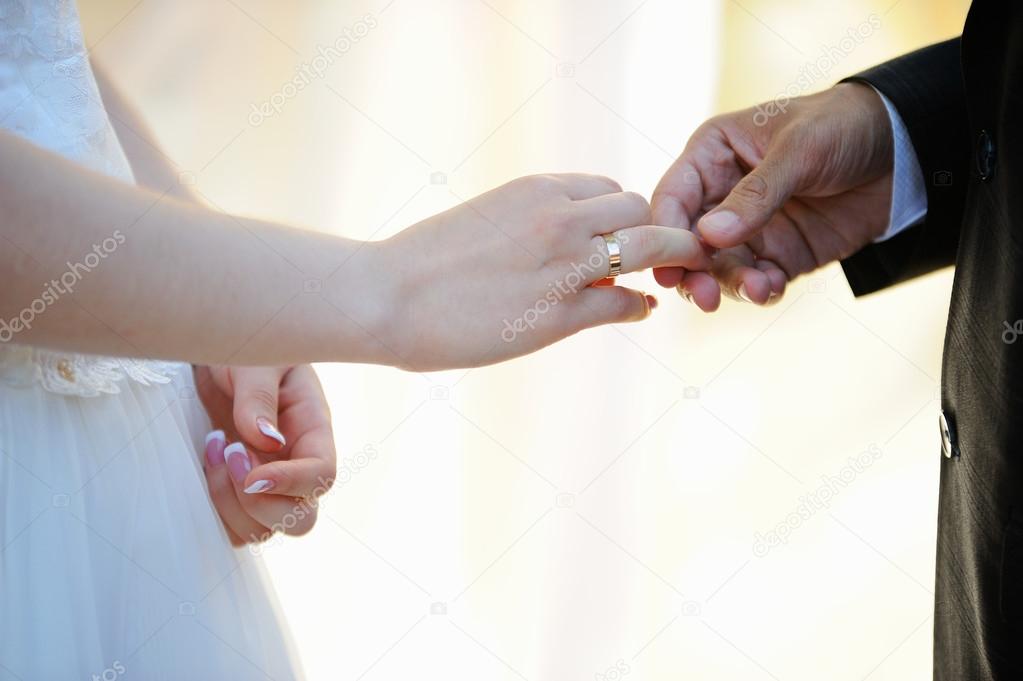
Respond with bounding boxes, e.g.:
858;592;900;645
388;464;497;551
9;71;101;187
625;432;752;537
224;442;251;483
256;416;286;447
244;479;274;494
205;430;226;466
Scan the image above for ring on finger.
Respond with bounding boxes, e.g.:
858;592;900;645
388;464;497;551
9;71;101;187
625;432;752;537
601;233;622;278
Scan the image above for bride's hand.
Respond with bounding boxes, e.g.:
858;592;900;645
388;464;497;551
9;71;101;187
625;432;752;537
194;365;335;546
368;173;711;371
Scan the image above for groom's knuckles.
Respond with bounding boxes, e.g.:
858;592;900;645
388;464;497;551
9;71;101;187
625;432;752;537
706;159;800;247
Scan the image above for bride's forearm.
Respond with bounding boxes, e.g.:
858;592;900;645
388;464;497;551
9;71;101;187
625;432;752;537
0;130;396;366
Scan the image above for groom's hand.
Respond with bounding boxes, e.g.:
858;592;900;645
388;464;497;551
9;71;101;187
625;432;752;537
650;83;896;311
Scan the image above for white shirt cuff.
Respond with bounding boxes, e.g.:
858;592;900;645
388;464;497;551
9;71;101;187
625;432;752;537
871;86;927;243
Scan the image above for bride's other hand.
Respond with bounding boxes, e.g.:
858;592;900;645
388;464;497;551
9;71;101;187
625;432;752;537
194;365;336;546
373;173;711;371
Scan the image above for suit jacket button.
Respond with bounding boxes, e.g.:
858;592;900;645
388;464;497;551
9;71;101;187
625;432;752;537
939;410;959;459
977;129;996;181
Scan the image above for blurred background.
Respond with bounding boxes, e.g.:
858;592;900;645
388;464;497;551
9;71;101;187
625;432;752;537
81;0;969;678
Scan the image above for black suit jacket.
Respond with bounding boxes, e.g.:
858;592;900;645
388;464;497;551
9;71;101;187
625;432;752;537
840;2;1023;679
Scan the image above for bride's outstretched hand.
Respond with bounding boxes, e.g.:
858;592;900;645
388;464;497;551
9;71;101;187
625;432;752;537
194;365;335;546
371;173;711;370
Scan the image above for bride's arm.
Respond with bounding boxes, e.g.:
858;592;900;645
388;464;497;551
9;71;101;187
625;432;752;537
0;130;711;371
0;129;391;366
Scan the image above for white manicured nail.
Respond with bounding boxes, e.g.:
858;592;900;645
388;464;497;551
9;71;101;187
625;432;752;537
256;417;286;446
244;480;275;494
224;442;251;483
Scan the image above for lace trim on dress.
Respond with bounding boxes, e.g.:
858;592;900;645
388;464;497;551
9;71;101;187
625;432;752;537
0;344;184;397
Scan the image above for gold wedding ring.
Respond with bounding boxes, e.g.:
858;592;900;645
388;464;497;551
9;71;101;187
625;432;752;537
602;233;622;277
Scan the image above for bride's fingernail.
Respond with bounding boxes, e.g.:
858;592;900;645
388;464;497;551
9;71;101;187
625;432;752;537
225;442;252;483
244;479;275;494
645;294;659;310
256;416;286;447
205;430;226;466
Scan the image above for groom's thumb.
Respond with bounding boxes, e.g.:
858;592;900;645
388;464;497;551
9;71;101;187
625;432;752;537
231;367;287;452
697;151;801;249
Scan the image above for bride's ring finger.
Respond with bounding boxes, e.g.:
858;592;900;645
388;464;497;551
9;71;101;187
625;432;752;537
586;226;711;283
602;233;622;277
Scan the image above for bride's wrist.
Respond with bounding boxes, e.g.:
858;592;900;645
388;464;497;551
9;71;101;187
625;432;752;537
319;237;409;367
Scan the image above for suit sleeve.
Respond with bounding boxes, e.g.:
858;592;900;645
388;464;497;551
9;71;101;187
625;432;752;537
838;38;971;296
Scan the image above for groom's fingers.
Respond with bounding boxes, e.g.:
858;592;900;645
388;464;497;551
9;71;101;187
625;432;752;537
696;151;803;249
651;157;708;290
652;157;705;230
676;271;722;312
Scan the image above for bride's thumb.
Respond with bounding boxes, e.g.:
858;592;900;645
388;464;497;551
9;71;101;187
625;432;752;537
230;367;288;452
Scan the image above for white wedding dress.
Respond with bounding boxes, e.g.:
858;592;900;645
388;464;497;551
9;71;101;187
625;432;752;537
0;1;303;679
